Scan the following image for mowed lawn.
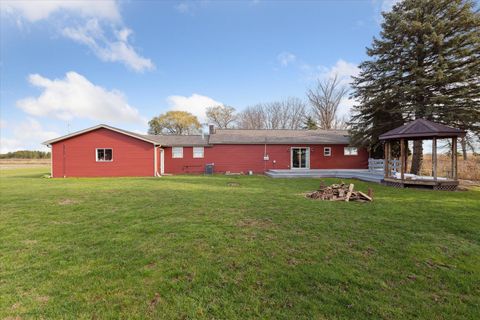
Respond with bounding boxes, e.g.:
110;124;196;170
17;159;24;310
1;168;479;319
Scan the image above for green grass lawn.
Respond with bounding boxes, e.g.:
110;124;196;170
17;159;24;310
1;168;479;319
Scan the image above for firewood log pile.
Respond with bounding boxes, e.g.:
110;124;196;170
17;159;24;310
306;182;373;202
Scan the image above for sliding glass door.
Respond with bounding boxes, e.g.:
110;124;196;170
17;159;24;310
291;147;310;169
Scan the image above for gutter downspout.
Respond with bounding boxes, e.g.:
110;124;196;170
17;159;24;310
264;137;267;173
154;144;161;177
49;145;53;178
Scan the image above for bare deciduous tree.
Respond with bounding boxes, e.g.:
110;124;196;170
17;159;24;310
237;97;307;129
307;74;348;130
237;105;266;129
206;105;237;128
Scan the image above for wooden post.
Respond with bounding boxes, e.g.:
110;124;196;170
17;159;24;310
432;137;437;181
404;139;408;173
384;141;390;178
452;137;457;180
400;138;405;180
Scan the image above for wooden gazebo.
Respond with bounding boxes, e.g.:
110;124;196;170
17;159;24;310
379;119;466;191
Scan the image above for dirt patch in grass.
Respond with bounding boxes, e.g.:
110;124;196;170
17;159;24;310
236;218;276;229
11;302;21;310
22;239;38;245
148;293;161;312
58;199;79;205
36;296;49;304
227;182;240;187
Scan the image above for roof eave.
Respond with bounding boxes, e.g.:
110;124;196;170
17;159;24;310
42;124;158;145
379;131;466;140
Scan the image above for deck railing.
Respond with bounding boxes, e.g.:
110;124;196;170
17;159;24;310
368;158;399;174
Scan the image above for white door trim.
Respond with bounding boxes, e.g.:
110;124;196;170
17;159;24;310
290;147;310;169
160;148;165;175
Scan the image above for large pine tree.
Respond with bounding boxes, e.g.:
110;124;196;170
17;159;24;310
350;0;480;173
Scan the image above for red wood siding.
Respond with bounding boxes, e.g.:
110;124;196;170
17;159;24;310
51;128;155;177
163;144;368;174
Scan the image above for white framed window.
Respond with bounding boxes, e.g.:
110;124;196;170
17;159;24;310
324;147;331;157
193;147;204;158
344;147;358;156
96;148;113;162
172;147;183;158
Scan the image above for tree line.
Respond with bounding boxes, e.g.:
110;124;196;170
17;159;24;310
0;150;51;159
148;76;349;134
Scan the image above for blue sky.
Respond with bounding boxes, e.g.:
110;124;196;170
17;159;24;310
0;0;397;152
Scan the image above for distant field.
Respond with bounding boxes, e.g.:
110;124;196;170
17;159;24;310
0;159;50;170
419;154;480;181
1;168;479;319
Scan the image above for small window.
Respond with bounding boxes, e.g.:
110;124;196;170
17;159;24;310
193;147;204;158
96;148;113;162
324;147;331;157
172;147;183;158
344;147;358;156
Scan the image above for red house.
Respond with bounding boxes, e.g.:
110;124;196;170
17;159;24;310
43;124;368;177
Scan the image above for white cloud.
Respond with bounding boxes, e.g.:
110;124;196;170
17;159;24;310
380;0;401;12
16;72;145;124
0;118;59;153
337;96;358;118
1;0;154;72
371;0;402;23
277;52;296;67
62;20;154;72
302;59;359;86
324;59;360;85
0;0;120;22
167;94;222;123
175;2;192;14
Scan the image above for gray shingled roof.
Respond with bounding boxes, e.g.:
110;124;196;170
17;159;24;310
145;134;210;146
97;126;210;146
43;124;350;146
379;119;466;140
209;129;350;144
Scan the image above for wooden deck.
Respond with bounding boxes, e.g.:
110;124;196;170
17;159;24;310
265;169;383;183
382;177;459;190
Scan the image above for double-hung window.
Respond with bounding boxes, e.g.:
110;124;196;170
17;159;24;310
172;147;183;158
344;147;358;156
324;147;331;157
96;148;113;162
193;147;204;158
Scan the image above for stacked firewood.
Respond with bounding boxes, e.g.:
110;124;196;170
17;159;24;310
306;182;373;202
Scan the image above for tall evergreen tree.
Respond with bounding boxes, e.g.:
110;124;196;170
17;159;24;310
350;0;480;173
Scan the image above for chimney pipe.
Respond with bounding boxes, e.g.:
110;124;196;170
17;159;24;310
209;124;215;134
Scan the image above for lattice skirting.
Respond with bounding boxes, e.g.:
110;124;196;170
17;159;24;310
433;184;458;191
382;180;458;191
382;180;405;188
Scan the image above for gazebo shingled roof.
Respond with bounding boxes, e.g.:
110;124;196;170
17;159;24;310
379;118;464;190
379;119;466;140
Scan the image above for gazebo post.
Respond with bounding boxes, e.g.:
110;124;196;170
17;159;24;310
432;137;437;181
452;137;457;180
403;139;408;173
384;141;390;178
400;138;405;180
